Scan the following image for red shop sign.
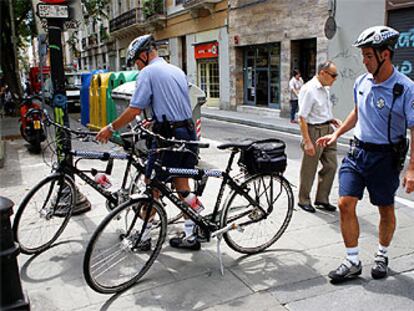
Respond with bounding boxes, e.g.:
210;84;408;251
194;42;219;59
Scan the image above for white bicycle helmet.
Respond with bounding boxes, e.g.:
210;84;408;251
353;26;399;51
126;34;155;67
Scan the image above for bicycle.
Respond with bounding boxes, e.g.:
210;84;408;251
83;124;294;294
12;112;181;255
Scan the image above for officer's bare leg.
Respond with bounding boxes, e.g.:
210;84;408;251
377;204;396;247
338;196;359;247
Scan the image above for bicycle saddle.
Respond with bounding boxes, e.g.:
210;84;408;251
217;139;254;150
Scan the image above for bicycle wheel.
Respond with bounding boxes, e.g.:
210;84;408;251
221;173;294;254
129;171;183;224
13;173;76;255
84;197;167;294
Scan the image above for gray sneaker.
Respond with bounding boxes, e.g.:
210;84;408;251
328;259;362;283
371;254;388;279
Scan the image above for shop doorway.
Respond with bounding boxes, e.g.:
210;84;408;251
256;70;268;106
291;38;316;82
198;60;220;107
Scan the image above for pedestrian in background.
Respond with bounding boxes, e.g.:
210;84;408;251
288;69;303;123
317;26;414;283
297;60;341;213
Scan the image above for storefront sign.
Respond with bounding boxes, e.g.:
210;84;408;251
195;42;219;59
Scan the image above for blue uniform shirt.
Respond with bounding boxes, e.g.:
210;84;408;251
353;67;414;144
130;57;192;122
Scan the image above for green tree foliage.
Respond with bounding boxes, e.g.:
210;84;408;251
0;0;35;97
143;0;164;19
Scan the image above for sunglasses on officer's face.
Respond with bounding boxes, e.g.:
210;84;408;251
324;70;338;78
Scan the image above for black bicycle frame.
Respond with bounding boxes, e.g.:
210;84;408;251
55;150;145;206
147;149;270;234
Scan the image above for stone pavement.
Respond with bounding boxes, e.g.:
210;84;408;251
1;110;414;310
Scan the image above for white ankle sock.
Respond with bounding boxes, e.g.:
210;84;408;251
346;246;360;264
377;244;388;257
184;219;195;239
141;223;152;241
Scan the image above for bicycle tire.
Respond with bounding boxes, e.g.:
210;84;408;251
83;197;167;294
129;171;183;224
13;173;76;255
221;173;294;254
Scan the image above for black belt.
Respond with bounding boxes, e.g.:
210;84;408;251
352;137;394;152
170;119;193;129
308;121;331;126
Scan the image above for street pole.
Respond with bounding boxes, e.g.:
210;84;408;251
47;17;90;213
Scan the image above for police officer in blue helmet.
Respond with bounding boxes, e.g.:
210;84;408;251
317;26;414;283
97;34;203;251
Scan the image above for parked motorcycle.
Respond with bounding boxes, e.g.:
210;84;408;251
19;95;46;153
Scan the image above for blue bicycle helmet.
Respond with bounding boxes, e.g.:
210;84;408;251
126;34;155;67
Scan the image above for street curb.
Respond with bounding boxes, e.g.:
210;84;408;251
0;140;5;168
202;112;352;146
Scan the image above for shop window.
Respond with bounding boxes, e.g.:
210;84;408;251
243;43;281;108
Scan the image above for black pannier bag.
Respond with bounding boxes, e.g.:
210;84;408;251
239;139;287;174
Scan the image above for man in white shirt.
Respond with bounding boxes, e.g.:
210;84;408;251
288;69;303;123
297;61;341;213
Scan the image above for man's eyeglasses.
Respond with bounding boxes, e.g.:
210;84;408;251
325;70;338;78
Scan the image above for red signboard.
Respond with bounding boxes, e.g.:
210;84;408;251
195;42;219;59
40;0;67;3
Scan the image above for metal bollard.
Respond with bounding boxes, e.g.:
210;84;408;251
0;196;30;310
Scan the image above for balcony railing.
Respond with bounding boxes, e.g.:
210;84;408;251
183;0;221;8
109;7;145;33
183;0;221;16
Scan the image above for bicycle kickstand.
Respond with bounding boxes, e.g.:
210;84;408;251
216;235;225;276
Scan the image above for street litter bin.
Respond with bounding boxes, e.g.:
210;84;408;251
106;70;139;123
80;69;105;126
87;73;101;130
106;72;122;124
97;72;113;129
111;81;206;136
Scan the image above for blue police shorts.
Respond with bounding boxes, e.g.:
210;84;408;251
145;126;198;179
339;147;400;206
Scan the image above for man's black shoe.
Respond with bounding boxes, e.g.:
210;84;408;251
315;201;336;212
298;203;316;213
132;239;151;252
169;232;201;251
371;254;388;279
328;259;362;283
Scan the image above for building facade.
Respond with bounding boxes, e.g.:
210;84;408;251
78;3;113;71
228;0;330;115
107;0;229;107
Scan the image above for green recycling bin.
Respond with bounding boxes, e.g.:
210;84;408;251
106;70;139;123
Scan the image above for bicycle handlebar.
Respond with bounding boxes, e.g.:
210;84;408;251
124;122;209;149
43;109;98;138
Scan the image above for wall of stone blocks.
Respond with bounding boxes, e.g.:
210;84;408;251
229;0;330;115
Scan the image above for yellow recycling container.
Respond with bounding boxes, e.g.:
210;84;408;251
87;74;101;130
97;72;113;129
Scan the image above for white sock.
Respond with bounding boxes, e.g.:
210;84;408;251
377;244;388;257
141;223;152;241
184;219;195;240
346;246;360;265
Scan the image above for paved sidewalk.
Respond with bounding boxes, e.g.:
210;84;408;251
201;106;353;144
1;110;414;310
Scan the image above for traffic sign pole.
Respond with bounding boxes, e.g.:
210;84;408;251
39;1;91;213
